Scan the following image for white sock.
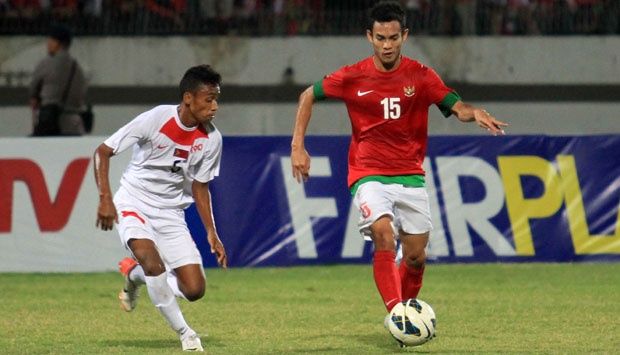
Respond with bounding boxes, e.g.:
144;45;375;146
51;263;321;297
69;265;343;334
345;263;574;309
128;265;146;285
166;271;188;300
144;273;190;335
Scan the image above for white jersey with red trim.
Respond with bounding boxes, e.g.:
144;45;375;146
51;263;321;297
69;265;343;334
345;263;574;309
104;105;222;209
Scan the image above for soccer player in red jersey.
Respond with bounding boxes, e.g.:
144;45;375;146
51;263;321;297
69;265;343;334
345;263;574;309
290;1;507;315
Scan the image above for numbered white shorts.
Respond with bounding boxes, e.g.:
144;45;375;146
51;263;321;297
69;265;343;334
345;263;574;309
113;186;202;269
353;181;433;240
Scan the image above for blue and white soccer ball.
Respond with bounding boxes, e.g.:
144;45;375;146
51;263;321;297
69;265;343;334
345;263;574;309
386;298;436;347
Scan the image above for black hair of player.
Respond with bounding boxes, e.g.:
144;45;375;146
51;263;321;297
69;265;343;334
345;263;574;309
366;1;406;32
179;65;221;97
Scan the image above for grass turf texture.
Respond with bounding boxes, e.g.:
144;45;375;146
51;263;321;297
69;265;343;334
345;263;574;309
1;263;619;354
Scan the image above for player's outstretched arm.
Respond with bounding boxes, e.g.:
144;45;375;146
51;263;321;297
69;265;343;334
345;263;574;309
192;180;227;268
94;143;118;231
451;101;508;135
291;86;315;183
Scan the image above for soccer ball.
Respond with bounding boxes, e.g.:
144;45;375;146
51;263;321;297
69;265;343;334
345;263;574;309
385;298;436;347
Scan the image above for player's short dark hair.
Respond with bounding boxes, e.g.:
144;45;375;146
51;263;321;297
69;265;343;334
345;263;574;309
367;1;406;32
179;65;221;97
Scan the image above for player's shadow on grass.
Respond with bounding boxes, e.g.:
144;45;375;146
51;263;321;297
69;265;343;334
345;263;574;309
102;337;225;350
356;333;432;354
102;339;177;349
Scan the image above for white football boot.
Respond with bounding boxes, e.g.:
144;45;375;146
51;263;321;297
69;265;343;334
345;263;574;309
181;332;204;352
118;257;140;312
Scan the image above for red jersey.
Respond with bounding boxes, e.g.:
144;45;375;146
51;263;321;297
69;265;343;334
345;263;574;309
315;56;457;187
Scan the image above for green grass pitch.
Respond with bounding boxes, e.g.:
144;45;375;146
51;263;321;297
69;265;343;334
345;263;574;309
1;263;619;354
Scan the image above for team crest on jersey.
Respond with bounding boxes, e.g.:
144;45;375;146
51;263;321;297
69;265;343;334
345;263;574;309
173;148;189;159
403;85;415;97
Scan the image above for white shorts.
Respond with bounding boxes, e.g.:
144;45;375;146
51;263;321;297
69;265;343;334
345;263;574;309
113;186;203;269
353;181;433;240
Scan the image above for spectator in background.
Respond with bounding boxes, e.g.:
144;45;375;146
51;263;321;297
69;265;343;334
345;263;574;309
505;0;538;34
534;0;554;33
0;0;15;19
437;0;455;34
476;0;499;34
601;0;619;34
144;0;187;31
307;0;325;34
8;0;42;19
402;0;426;34
199;0;234;33
50;0;78;19
270;0;313;35
82;0;102;17
234;0;260;34
1;0;614;36
489;0;506;34
108;0;143;34
558;0;576;34
79;0;103;32
283;0;314;35
571;0;601;34
0;0;15;15
271;0;287;34
0;0;41;35
29;25;87;136
455;0;476;34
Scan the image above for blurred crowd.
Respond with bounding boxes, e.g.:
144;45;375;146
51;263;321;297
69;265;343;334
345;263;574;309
0;0;618;35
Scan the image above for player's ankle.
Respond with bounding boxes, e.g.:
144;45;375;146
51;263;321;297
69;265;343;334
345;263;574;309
179;327;195;339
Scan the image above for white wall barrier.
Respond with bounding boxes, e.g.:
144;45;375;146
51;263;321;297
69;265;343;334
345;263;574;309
0;137;128;272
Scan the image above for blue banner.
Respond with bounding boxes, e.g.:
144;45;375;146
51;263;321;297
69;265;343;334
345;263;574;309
187;135;620;267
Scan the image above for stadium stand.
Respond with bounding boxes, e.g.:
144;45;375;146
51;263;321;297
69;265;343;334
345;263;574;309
0;0;618;36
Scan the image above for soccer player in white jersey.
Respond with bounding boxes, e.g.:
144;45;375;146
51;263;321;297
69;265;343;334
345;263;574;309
94;64;227;352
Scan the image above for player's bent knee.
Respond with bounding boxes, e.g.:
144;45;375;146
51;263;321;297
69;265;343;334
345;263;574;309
128;239;165;276
403;252;426;269
183;286;205;302
178;276;206;302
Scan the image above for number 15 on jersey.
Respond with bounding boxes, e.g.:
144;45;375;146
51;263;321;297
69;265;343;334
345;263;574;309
380;97;401;119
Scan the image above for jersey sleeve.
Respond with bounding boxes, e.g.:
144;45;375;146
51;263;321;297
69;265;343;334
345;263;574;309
103;111;153;155
314;66;347;100
422;67;461;117
192;131;222;183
